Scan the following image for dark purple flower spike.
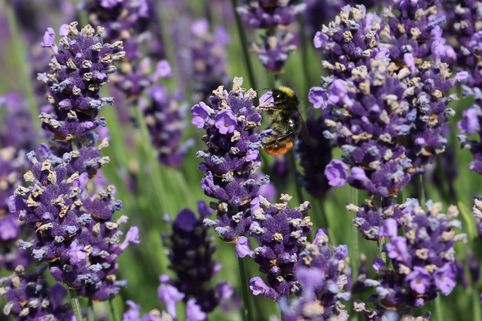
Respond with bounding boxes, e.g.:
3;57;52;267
164;201;233;314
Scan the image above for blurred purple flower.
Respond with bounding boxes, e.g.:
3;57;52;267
0;266;73;321
142;85;193;167
163;202;233;313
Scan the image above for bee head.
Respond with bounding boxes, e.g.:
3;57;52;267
272;86;299;110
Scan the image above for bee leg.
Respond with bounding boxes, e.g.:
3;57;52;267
262;131;295;147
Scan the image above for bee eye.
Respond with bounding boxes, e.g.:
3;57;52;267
273;92;283;100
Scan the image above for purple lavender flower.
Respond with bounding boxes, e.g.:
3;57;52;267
10;150;139;300
237;0;304;74
0;265;73;321
350;199;405;241
82;0;149;43
243;195;312;300
458;104;482;174
122;300;165;321
313;57;414;197
0;93;35;151
6;22;139;302
311;3;457;197
157;278;212;321
281;229;351;321
311;5;383;78
164;202;233;313
237;1;305;29
0;94;35;271
190;19;230;101
192;78;264;241
252;30;297;74
142;85;192;167
382;1;456;170
38;22;125;151
304;0;382;39
359;199;465;313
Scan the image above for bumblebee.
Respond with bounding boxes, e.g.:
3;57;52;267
259;86;303;156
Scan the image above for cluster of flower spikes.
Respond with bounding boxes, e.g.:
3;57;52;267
192;78;265;242
0;94;35;271
82;0;167;101
356;199;465;317
190;19;230;102
309;5;414;198
237;194;312;300
444;0;482;175
280;229;351;321
193;78;313;300
310;3;458;198
10;148;139;300
163;201;233;314
237;0;305;74
9;23;140;301
382;0;457;171
142;84;192;167
0;265;73;321
314;44;415;197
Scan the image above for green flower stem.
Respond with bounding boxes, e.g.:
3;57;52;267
435;296;443;321
109;298;119;321
473;286;482;321
231;0;258;90
297;15;312;113
69;290;83;321
5;5;40;132
351;188;360;276
237;257;254;321
88;299;94;321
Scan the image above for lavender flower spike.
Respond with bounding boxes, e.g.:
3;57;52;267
10;150;139;300
281;229;351;321
38;22;125;151
7;22;139;301
143;85;193;167
0;265;73;321
192;77;264;242
164;201;233;313
359;199;466;315
247;194;312;300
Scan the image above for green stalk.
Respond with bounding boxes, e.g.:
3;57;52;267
435;296;443;321
109;299;119;321
418;174;427;204
69;290;83;321
5;5;40;132
237;257;254;321
230;0;258;89
297;15;312;114
473;286;482;321
350;188;360;276
88;299;94;321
